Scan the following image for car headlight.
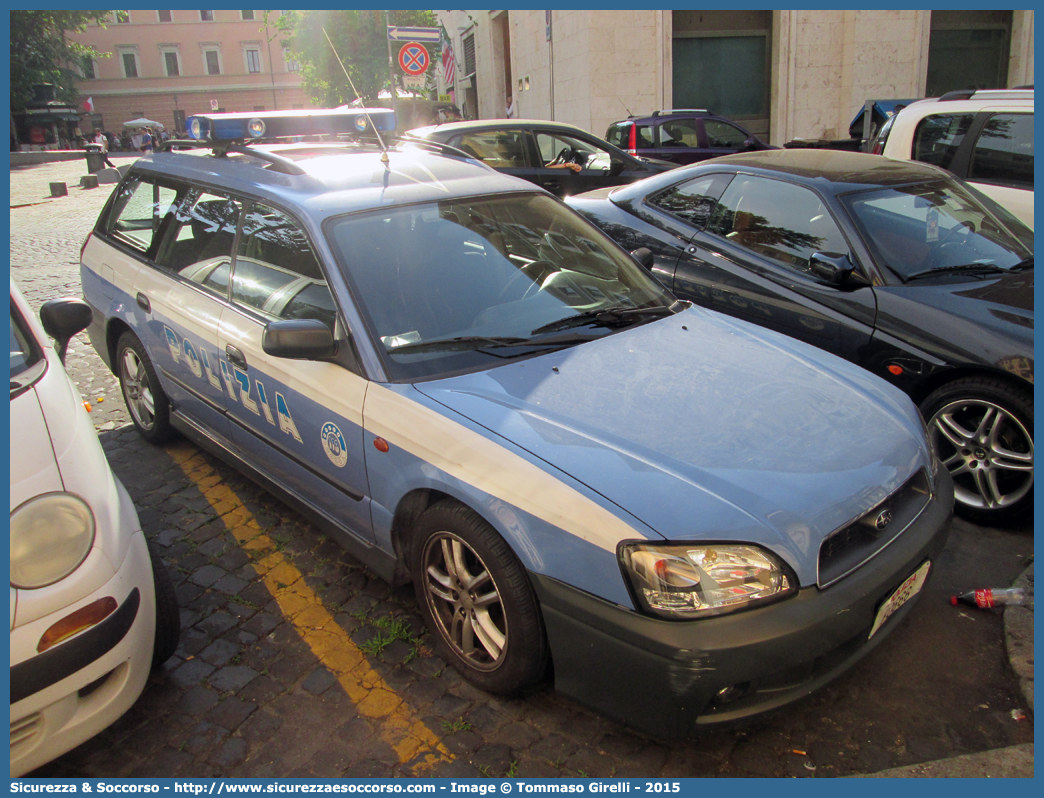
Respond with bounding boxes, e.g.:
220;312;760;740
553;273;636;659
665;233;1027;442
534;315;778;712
619;542;795;619
10;493;96;589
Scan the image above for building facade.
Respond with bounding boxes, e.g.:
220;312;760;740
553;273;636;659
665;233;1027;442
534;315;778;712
438;9;1034;145
67;10;314;136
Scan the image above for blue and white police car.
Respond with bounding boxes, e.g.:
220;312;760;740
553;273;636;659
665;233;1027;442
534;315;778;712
79;109;953;735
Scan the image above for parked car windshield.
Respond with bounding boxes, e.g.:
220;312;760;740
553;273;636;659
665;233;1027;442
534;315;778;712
326;193;677;381
10;305;44;394
841;180;1033;281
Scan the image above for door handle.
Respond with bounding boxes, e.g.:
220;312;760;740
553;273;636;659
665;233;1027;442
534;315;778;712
135;292;151;313
225;345;247;370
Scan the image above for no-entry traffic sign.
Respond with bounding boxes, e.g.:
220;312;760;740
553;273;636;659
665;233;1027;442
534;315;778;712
398;42;429;76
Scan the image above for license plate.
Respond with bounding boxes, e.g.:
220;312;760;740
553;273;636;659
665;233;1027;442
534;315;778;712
868;560;931;639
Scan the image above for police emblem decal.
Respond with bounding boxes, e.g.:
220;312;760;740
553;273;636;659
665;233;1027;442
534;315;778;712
321;422;348;467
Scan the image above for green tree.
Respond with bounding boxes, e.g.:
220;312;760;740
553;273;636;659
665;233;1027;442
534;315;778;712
274;10;437;106
10;10;112;112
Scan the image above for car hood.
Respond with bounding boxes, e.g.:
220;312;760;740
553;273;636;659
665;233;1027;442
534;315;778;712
415;306;930;583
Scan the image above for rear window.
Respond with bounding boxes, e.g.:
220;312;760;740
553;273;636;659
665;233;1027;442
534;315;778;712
605;123;630;149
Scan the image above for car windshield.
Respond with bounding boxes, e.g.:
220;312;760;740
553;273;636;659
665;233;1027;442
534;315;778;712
10;305;44;395
841;180;1033;281
326;193;677;381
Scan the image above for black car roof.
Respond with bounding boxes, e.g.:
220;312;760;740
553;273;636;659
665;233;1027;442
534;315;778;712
601;149;953;204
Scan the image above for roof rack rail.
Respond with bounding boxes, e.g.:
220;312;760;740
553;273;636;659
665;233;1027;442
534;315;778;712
156;138;306;175
940;88;1033;102
652;109;709;116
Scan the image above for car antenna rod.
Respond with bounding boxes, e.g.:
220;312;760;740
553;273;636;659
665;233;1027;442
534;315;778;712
323;27;390;164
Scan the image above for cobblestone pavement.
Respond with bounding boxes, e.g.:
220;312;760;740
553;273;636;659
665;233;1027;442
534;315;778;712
11;160;1034;778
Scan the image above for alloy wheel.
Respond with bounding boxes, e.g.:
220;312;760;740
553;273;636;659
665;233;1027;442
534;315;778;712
421;531;508;671
120;347;156;431
928;398;1033;511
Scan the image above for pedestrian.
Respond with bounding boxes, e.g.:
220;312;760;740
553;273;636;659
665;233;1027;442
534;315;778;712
140;127;153;153
505;93;517;119
93;128;116;168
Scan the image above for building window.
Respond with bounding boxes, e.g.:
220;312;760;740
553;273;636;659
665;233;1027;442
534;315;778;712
241;10;255;21
115;11;130;23
204;48;222;75
245;48;262;74
158;10;172;22
283;48;299;72
82;58;97;80
200;10;214;22
120;51;140;78
162;50;181;77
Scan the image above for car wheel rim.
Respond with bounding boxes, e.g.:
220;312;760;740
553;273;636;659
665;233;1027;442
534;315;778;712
120;348;156;430
421;532;507;672
928;398;1033;511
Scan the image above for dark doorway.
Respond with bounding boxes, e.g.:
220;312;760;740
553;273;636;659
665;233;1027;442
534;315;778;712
927;10;1012;96
672;10;772;140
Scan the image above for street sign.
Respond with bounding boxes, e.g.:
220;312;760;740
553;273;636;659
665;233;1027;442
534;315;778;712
387;26;440;43
398;42;429;76
210;99;219;111
402;75;426;90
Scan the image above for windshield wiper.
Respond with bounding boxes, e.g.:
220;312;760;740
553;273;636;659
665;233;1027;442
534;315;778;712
530;303;675;336
1011;256;1033;272
386;333;595;355
905;262;1008;281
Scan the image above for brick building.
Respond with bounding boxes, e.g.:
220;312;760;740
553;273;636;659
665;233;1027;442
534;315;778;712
67;10;314;137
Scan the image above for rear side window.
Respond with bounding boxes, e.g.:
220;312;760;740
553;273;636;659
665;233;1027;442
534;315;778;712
658;120;699;148
911;114;974;170
969;113;1033;189
648;174;731;229
155;191;242;290
104;178;179;255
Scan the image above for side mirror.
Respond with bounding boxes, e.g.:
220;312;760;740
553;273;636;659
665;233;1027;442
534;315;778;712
631;247;655;271
608;158;626;177
809;252;866;287
743;137;759;151
262;319;336;360
39;297;92;365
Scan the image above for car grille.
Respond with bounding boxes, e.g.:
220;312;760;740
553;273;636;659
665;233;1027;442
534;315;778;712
11;712;42;753
818;469;931;587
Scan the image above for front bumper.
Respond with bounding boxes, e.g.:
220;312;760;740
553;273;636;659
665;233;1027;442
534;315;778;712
533;468;954;738
10;530;156;776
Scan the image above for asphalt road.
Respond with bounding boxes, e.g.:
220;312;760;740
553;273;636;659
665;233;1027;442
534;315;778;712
10;159;1034;778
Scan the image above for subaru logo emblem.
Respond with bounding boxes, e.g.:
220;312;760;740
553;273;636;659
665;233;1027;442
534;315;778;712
875;509;893;530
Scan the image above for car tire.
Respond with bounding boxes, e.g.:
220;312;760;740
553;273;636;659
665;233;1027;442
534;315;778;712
921;377;1033;523
148;542;181;669
116;331;172;444
410;500;549;694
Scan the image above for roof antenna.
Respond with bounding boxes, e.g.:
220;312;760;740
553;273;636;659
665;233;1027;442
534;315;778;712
322;27;390;164
619;97;634;117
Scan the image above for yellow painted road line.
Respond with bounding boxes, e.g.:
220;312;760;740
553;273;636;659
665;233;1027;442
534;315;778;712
167;442;452;773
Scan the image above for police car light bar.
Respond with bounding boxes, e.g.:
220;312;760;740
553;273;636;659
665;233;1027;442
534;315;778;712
185;108;397;143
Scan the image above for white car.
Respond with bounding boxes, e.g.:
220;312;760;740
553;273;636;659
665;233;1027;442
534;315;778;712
9;280;178;776
875;88;1033;228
